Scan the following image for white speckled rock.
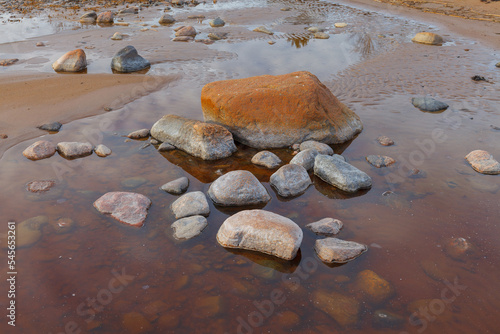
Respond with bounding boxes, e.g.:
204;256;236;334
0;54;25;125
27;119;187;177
172;215;208;240
289;148;318;171
171;191;210;219
314;154;372;192
217;209;303;260
300;140;333;155
270;164;311;197
306;218;343;236
161;177;189;194
208;170;270;206
94;192;152;227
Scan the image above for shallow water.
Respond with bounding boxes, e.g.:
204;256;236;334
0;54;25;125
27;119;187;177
1;0;500;333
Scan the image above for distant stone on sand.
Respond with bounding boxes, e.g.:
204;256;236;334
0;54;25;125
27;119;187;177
290;149;318;171
465;150;500;175
52;49;87;72
38;122;62;132
201;71;363;149
314;32;330;39
366;155;396;168
23;140;56;160
173;36;194;42
151;115;236;160
253;26;274;35
175;26;197;37
80;11;97;24
18;216;49;248
95;144;112;157
94;192;151;227
159;14;175;25
300;140;333;155
172;215;208;240
209;17;225;27
171;191;210;219
412;32;443;45
377;136;394;146
496;62;500;68
334;22;348;28
251;151;282;169
314;238;367;263
111;46;150;73
217;209;303;260
270;164;311;197
412;97;448;112
111;32;123;40
0;58;18;66
97;11;114;24
161;177;189;195
314;154;372;192
208;32;228;40
57;142;93;159
208;170;270;206
306;218;343;236
127;129;150;139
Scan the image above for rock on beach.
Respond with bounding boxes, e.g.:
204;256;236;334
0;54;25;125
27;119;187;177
208;170;270;206
22;140;56;160
52;49;87;72
314;238;367;263
111;46;150;73
151;114;236;160
412;32;443;45
57;142;93;159
216;209;303;260
465;150;500;175
201;71;363;149
314;154;372;192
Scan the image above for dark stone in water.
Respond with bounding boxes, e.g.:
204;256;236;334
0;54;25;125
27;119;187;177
412;97;448;112
471;75;486;81
111;46;150;73
38;122;62;132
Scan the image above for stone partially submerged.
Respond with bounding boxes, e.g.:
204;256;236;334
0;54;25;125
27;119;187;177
314;238;367;263
57;142;93;159
201;71;363;149
306;218;343;236
270;164;311;197
314;154;372;192
151;115;237;160
412;32;443;45
412;97;448;112
93;192;152;227
111;46;150;73
171;191;210;219
172;215;208;240
465;150;500;175
52;49;87;72
23;140;56;160
208;170;270;206
216;209;303;260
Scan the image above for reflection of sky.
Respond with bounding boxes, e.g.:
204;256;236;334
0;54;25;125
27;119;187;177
0;14;81;44
204;34;360;82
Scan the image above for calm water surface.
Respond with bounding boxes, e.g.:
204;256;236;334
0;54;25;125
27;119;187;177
1;0;500;333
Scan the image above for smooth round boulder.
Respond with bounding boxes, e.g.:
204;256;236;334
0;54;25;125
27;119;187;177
52;49;87;72
270;164;311;197
353;270;395;304
289;148;318;171
366;155;396;168
95;144;112;157
172;215;208;240
175;26;197;37
208;170;270;206
412;32;443;45
171;191;210;219
306;218;343;236
56;142;93;159
209;17;225;27
111;46;150;73
216;209;303;260
314;154;372;193
251;151;281;169
161;177;189;195
22;140;56;160
38;121;62;132
412;96;448;112
300;140;333;155
159;14;175;25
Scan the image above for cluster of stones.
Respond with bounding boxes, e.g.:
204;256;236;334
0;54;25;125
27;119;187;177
22;140;112;160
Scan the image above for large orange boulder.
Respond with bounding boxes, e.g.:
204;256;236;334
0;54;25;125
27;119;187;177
201;71;363;149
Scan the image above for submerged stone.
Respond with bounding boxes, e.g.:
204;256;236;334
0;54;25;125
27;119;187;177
314;238;367;263
172;215;208;240
270;164;311;197
217;209;303;260
377;136;394;146
354;270;395;304
18;216;49;248
312;290;360;327
366;155;396;168
26;180;55;193
412;96;448;112
93;192;152;227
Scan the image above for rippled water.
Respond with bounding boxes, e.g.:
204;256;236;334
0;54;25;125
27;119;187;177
1;0;500;333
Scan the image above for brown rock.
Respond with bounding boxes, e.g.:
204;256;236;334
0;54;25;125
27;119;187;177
412;32;443;45
306;218;343;236
366;155;396;168
201;71;363;148
0;134;7;139
444;237;476;261
0;58;18;66
22;140;56;160
354;270;395;304
314;238;367;263
175;25;197;37
193;296;224;318
465;150;500;175
377;136;394;146
173;36;194;42
57;142;93;159
52;49;87;72
97;11;114;24
276;310;300;329
217;209;303;260
122;312;153;334
93;192;152;227
18;216;49;248
26;180;55;193
127;129;150;139
312;290;360;327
